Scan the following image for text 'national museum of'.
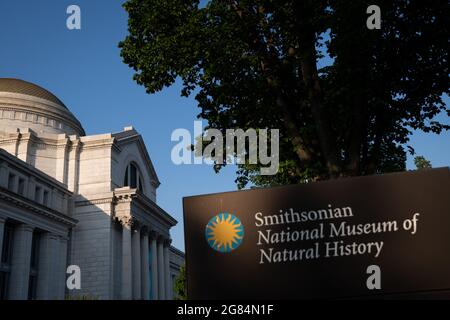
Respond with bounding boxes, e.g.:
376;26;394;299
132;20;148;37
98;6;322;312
0;78;184;300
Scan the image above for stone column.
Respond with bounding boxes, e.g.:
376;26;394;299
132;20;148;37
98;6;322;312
120;216;133;299
58;236;69;300
150;231;159;300
140;227;150;300
164;239;172;300
8;224;34;300
36;233;59;299
132;223;141;300
0;216;5;262
157;236;166;300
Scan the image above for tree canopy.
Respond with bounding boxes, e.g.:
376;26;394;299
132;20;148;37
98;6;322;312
119;0;449;188
414;155;432;170
173;265;187;300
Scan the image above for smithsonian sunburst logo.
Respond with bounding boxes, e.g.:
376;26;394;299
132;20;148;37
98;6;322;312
205;213;244;253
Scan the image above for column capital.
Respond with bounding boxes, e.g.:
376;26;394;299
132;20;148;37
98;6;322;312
164;238;172;247
0;215;6;224
132;220;142;232
46;232;60;241
58;234;70;242
116;215;138;229
17;224;34;233
140;226;149;236
149;230;159;241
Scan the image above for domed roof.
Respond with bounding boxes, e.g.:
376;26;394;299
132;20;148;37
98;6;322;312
0;78;68;109
0;78;85;136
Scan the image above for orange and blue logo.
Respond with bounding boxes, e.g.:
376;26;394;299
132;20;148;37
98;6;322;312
205;213;244;253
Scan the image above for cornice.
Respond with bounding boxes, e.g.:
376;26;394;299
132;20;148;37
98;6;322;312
74;196;114;207
79;138;115;151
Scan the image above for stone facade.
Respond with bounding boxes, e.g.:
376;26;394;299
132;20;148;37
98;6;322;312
0;78;184;300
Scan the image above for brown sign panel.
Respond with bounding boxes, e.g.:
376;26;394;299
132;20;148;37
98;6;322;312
183;168;450;299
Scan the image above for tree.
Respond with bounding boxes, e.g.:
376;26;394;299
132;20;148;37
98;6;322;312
119;0;449;188
173;265;187;300
414;155;432;170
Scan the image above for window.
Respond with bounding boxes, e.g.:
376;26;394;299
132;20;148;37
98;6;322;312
43;191;49;207
123;163;144;192
123;166;129;187
7;173;15;191
34;187;41;203
17;178;25;196
0;223;14;300
130;164;137;188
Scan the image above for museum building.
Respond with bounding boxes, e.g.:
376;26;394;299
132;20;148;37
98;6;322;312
0;78;184;300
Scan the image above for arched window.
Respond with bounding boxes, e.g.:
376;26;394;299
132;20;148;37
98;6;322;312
123;162;144;192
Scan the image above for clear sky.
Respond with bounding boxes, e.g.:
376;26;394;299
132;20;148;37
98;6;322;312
0;1;448;251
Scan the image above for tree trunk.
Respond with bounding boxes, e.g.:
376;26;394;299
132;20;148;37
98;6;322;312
276;96;313;163
299;35;341;178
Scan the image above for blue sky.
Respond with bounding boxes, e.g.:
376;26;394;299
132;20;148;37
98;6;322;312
0;1;448;251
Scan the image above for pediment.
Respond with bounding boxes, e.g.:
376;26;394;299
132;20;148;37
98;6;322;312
112;129;160;189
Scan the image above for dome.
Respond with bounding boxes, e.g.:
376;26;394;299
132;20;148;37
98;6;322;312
0;78;85;136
